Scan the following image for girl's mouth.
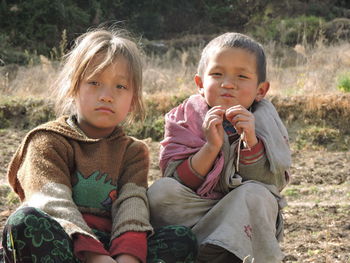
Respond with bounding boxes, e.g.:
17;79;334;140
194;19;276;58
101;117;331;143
95;107;115;113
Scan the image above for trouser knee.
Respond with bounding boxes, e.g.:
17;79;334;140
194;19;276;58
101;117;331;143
148;225;198;263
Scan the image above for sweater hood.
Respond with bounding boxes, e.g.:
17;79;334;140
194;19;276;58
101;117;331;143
33;115;125;142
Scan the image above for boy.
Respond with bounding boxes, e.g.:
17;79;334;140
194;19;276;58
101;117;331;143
147;32;291;263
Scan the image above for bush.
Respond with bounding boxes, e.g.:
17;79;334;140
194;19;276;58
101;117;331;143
0;97;55;129
337;73;350;92
0;94;190;141
125;93;189;140
324;18;350;42
252;16;326;46
295;126;341;150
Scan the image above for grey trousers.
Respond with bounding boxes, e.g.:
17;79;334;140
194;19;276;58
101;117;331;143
147;178;284;263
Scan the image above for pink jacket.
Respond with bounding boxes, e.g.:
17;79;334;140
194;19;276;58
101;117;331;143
159;94;225;198
160;94;291;198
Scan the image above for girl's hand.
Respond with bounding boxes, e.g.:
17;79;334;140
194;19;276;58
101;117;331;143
225;105;258;148
202;106;225;151
84;252;116;263
115;254;140;263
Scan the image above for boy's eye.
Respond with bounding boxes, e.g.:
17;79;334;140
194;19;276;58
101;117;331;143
238;75;249;79
210;72;222;76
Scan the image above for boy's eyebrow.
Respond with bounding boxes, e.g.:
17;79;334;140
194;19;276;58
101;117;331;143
209;64;256;74
235;66;256;74
208;64;227;72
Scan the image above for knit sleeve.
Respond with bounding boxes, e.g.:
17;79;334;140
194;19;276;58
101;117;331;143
14;131;97;239
110;139;153;240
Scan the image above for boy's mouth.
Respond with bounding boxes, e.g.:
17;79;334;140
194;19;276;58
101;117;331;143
221;93;234;98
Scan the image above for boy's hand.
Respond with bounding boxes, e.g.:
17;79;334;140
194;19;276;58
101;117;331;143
203;106;225;151
225;105;258;148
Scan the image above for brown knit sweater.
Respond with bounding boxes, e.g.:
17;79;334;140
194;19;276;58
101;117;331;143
7;116;153;241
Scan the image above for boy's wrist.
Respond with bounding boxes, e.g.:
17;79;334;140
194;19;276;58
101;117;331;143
245;136;258;148
204;141;222;154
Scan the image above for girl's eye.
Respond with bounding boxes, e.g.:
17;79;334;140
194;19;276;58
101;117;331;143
116;84;127;89
88;81;100;86
210;72;222;76
238;75;249;79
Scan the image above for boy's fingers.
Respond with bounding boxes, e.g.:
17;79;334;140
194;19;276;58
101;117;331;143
230;116;253;127
226;110;254;124
234;120;254;134
203;115;223;130
208;107;226;117
226;110;249;121
206;116;223;128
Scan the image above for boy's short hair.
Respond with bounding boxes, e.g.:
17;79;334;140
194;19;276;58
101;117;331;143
197;32;267;84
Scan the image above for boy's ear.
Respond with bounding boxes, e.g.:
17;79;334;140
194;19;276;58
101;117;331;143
194;74;204;96
255;81;270;102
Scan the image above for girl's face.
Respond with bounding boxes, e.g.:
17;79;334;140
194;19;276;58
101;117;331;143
195;47;268;109
75;56;134;138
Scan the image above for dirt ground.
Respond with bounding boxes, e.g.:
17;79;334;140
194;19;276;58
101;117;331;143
0;129;349;262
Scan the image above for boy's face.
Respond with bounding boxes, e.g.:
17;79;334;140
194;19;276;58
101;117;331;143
195;47;269;109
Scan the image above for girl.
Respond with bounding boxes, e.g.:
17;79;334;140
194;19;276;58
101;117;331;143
1;28;197;263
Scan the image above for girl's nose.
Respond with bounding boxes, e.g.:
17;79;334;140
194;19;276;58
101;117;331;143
99;87;113;102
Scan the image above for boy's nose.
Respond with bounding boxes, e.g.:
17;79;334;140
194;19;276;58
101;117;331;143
221;78;237;89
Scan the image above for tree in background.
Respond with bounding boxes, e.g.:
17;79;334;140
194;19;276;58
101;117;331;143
0;0;349;64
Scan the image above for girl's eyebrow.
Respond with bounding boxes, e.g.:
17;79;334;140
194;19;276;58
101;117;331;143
115;74;129;80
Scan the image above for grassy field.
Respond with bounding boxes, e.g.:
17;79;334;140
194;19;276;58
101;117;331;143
0;40;349;262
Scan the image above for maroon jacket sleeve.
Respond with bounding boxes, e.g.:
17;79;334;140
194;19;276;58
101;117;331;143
239;139;265;165
110;232;147;263
176;140;266;191
176;157;205;190
73;234;109;260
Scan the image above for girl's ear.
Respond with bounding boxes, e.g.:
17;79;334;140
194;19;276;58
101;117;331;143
255;81;270;102
194;74;204;96
128;97;135;113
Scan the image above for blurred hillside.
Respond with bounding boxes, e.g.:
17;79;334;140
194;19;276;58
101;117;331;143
0;0;350;65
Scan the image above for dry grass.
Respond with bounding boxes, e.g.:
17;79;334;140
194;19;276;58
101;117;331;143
266;41;350;96
142;46;200;95
0;55;58;99
1;41;349;100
